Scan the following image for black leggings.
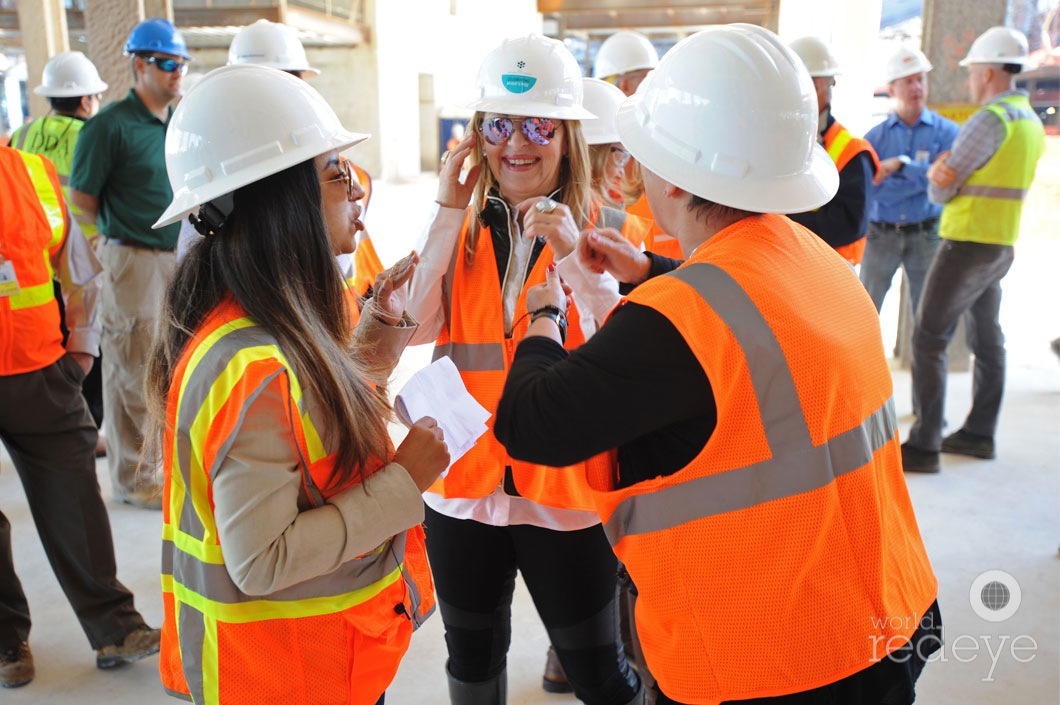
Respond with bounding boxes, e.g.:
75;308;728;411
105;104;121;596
424;505;638;705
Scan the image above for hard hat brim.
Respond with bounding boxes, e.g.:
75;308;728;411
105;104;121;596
33;81;109;98
616;100;838;214
153;129;369;229
466;96;596;121
958;55;1035;68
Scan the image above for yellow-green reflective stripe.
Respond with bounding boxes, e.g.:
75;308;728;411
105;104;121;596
169;564;404;624
202;614;219;705
827;128;852;164
8;280;55;310
17;151;64;248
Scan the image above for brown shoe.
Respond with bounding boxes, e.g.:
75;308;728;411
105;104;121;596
0;642;33;688
96;626;161;669
542;645;573;694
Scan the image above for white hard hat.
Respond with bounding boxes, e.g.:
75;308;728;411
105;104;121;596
959;26;1032;67
154;65;368;228
580;78;626;145
885;47;933;83
228;19;320;76
616;24;837;214
788;36;840;77
468;34;595;120
593;31;659;79
34;51;108;98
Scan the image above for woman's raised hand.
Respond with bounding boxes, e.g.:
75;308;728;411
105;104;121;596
517;196;579;260
371;251;419;324
436;130;482;210
393;417;450;492
577;227;651;285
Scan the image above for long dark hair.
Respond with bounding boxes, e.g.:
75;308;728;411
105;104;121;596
146;158;390;486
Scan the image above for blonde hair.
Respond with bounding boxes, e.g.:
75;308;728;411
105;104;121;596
588;143;645;209
464;111;594;265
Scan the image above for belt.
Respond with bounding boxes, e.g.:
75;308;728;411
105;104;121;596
105;237;171;252
872;218;939;233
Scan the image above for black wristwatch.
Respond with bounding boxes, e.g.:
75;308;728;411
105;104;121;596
531;305;568;344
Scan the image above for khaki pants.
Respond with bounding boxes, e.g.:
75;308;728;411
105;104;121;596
98;241;176;502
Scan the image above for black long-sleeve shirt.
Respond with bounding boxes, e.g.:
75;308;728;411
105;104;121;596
495;253;716;489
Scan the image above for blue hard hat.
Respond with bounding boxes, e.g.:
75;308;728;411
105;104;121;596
124;18;191;60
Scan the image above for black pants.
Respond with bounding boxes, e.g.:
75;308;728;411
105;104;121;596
424;505;638;705
0;357;143;651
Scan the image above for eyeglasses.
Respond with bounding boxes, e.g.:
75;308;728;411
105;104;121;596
480;116;559;146
320;159;358;201
609;146;632;168
144;56;189;74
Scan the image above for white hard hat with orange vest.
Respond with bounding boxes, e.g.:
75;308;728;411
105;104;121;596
228;19;320;76
154;64;367;228
593;31;659;80
580;78;626;145
885;47;933;83
788;36;840;77
616;24;837;214
34;51;108;97
959;26;1033;68
468;34;595;120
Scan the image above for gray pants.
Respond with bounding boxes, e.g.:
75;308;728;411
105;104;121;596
907;240;1014;451
859;220;941;314
0;357;144;651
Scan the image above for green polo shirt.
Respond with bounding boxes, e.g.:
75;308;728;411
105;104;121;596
70;89;179;249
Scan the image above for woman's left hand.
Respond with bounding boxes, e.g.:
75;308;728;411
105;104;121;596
526;263;571;314
372;251;419;324
517;196;579;260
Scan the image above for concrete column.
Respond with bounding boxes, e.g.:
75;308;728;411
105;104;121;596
922;0;1009;103
81;0;171;106
16;0;69;119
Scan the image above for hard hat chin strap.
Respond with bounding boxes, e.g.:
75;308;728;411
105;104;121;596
188;193;234;237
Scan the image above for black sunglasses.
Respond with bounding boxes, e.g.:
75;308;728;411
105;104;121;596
144;56;188;74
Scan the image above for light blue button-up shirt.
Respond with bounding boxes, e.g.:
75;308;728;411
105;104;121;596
864;108;959;224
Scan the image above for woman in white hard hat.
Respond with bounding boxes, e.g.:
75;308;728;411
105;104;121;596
145;65;448;705
495;24;941;705
406;34;642;705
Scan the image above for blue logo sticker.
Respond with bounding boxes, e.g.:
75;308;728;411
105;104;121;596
501;74;537;94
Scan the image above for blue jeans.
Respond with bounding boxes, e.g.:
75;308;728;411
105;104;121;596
860;220;941;314
907;240;1014;451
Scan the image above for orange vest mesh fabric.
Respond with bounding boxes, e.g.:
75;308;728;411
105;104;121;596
0;149;68;375
427;210;607;510
160;298;433;705
588;214;936;703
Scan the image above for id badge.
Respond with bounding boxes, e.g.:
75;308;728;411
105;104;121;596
0;260;20;297
915;149;931;164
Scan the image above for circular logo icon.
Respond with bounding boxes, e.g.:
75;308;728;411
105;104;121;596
969;570;1021;622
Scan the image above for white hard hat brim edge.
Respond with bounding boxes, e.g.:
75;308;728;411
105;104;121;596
615;102;839;214
152;130;369;229
33;81;110;98
466;97;597;121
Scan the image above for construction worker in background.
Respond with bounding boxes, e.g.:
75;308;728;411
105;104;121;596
0;145;160;689
593;31;680;259
228;18;384;298
494;24;941;705
861;47;959;314
68;17;189;508
10;50;110;456
902;26;1045;474
788;36;880;266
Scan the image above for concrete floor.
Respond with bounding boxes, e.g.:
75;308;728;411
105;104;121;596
1;164;1058;704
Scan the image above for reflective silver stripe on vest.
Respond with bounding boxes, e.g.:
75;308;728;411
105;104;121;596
433;341;505;370
597;206;629;232
178;601;208;704
13;126;28;150
956;185;1028;201
603;263;898;544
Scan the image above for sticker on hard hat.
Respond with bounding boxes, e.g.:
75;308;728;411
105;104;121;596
502;74;537;94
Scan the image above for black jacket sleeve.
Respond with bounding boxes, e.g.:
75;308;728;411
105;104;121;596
788;151;874;249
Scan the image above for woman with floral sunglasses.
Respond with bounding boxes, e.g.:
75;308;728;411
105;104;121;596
406;34;644;705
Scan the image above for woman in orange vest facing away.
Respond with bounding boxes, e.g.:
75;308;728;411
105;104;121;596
144;65;448;705
495;25;941;705
406;34;641;705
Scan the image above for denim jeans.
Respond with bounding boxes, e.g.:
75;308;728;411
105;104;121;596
859;221;941;314
907;240;1014;450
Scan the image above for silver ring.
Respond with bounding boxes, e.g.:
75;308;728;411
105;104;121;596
440;150;450;164
535;198;558;214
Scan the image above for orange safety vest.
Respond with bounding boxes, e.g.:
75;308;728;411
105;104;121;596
350;162;385;298
427;205;648;510
822;121;880;265
0;148;69;375
159;298;434;705
590;214;937;704
626;192;683;259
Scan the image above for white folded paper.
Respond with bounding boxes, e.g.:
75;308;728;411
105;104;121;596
394;356;491;471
